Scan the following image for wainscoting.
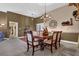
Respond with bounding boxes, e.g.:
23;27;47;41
62;33;78;42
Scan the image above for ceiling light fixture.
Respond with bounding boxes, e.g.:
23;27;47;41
40;2;52;23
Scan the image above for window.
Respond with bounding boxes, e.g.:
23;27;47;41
36;23;44;31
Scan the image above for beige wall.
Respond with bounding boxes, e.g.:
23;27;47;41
0;11;7;30
0;11;8;37
47;6;79;33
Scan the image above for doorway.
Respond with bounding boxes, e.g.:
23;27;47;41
9;21;18;38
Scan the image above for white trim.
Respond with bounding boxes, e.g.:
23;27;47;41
18;36;25;38
61;40;78;45
4;36;25;40
4;38;9;40
16;22;18;37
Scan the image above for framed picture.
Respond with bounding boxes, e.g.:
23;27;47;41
49;20;57;28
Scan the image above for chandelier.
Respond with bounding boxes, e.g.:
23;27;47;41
40;3;52;23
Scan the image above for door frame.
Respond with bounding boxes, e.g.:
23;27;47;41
9;21;18;37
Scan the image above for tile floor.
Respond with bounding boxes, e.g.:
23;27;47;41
0;38;79;56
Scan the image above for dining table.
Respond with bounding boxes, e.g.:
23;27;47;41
34;35;47;50
34;34;52;51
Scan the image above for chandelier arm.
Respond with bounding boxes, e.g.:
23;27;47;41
41;1;52;21
45;2;46;17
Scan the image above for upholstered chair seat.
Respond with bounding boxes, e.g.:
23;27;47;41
44;39;51;44
28;41;39;46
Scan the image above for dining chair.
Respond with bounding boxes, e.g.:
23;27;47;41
26;31;40;55
44;31;58;53
53;31;62;49
57;31;62;47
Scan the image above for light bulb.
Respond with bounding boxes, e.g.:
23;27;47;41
49;17;52;19
46;15;48;17
40;16;43;19
1;24;5;26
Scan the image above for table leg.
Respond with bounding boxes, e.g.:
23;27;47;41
38;40;44;51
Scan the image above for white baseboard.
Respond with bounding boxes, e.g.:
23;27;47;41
4;36;24;40
4;38;9;40
61;40;78;45
18;36;25;38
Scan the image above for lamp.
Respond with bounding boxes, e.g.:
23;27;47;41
1;24;5;26
40;3;52;23
0;24;5;27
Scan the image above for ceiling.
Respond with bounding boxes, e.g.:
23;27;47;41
0;3;68;18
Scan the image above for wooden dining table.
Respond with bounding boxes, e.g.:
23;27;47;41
34;35;47;50
34;35;52;50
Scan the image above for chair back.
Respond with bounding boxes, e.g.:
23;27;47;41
26;31;34;45
57;31;62;42
51;31;58;44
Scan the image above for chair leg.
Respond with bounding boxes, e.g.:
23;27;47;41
27;44;29;52
32;46;34;56
55;44;57;49
51;45;53;53
59;42;60;47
